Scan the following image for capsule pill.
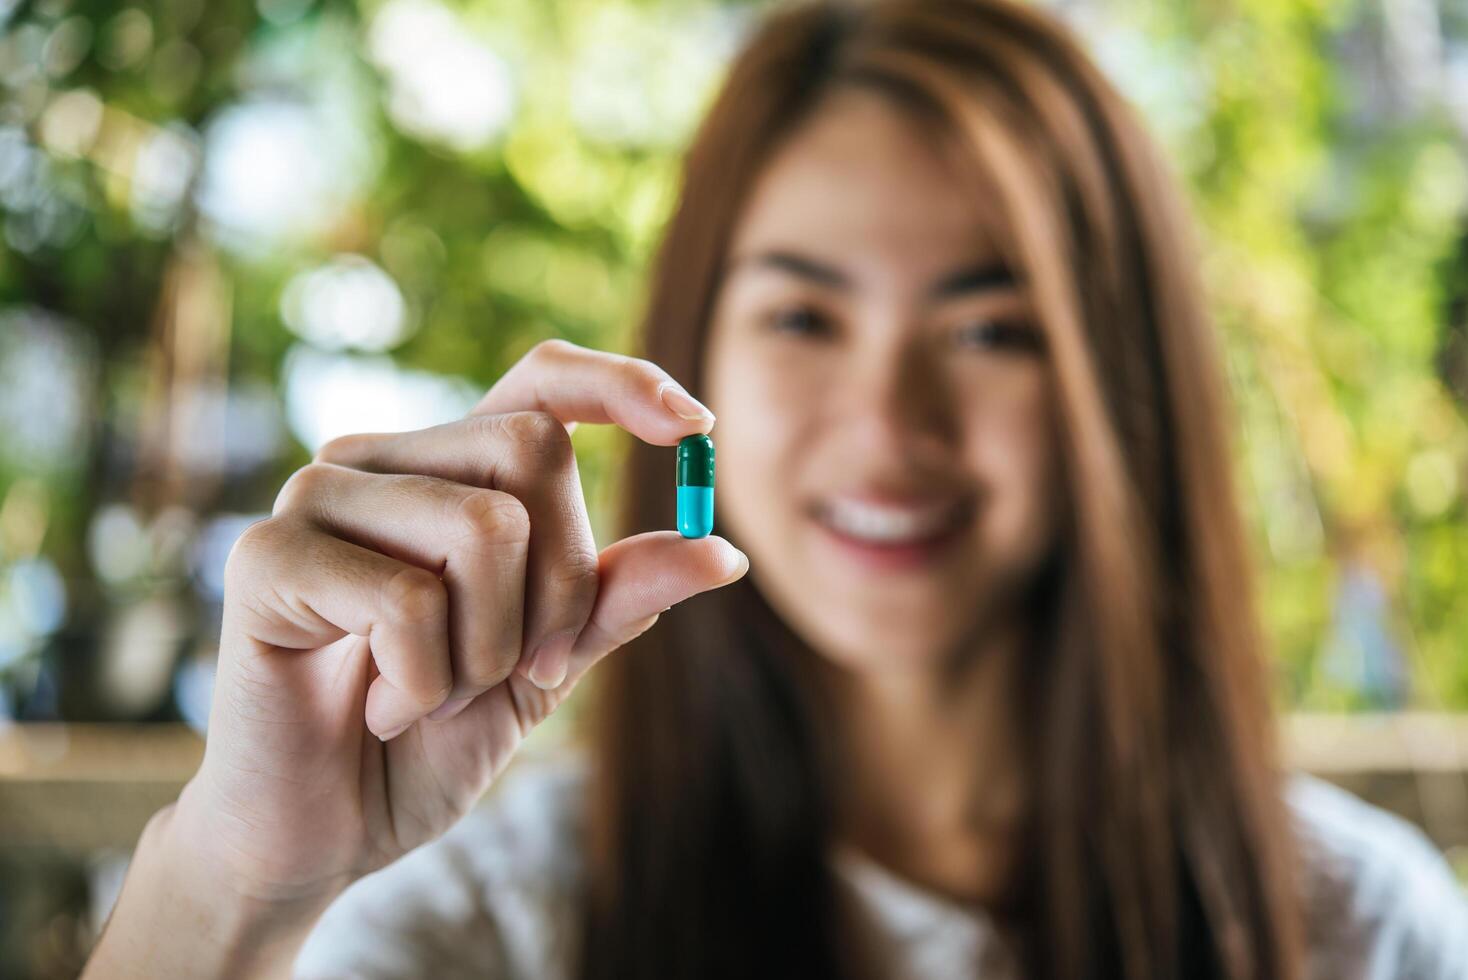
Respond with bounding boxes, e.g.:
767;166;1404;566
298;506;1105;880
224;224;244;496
676;433;714;538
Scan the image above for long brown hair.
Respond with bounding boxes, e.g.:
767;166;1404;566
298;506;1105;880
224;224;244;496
575;2;1303;977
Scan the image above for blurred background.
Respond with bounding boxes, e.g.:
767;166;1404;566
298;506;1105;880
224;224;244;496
1;0;1467;975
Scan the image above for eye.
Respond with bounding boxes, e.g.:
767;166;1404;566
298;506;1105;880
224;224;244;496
766;305;833;338
953;317;1043;354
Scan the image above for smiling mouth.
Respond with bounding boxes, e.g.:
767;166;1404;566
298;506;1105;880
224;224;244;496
809;493;974;559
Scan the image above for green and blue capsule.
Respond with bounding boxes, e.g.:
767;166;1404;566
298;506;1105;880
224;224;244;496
676;433;714;538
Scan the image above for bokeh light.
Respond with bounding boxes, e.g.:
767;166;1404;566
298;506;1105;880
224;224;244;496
280;254;410;352
367;0;516;151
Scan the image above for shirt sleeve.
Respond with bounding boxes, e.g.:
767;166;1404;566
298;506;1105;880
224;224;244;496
1288;773;1468;980
291;752;590;980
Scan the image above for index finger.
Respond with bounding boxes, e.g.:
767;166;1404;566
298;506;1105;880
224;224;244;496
474;339;715;444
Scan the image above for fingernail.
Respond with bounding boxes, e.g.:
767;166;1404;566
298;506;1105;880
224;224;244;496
658;382;714;422
378;721;412;742
528;630;576;690
428;696;474;722
722;549;750;584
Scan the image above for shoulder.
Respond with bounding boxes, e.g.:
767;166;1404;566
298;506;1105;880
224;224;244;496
293;748;593;980
1284;772;1468;980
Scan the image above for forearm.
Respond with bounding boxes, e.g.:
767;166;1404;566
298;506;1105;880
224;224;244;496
81;799;343;980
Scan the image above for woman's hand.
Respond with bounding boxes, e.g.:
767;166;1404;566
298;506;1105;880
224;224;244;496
84;340;746;978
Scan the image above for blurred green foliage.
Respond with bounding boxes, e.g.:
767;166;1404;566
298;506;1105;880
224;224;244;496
0;0;1464;717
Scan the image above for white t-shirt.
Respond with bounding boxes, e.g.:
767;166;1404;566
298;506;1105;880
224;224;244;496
293;748;1468;979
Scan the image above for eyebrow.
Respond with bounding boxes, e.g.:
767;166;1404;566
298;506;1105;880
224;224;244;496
728;249;1018;299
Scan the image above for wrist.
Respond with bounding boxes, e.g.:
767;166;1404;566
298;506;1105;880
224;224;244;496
84;792;346;979
165;777;353;910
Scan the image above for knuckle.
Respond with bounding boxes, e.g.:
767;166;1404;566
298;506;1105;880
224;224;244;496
380;566;446;626
455;490;531;547
608;352;670;397
499;410;573;463
527;338;577;364
314;432;371;465
624;355;667;389
547;548;601;595
223;516;280;585
313;435;352;466
273;462;334;515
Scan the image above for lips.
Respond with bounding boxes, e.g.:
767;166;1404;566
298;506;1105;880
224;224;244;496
808;493;971;574
815;495;967;545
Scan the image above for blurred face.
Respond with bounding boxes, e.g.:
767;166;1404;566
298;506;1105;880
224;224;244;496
704;89;1065;672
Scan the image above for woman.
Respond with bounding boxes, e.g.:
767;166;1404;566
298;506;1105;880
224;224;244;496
84;1;1468;978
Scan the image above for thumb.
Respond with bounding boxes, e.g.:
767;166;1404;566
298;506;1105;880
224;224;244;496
565;531;748;672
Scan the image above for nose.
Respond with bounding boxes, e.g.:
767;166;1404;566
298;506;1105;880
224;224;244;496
845;332;959;453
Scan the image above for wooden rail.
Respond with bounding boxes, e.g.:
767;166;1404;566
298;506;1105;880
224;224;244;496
3;714;1467;853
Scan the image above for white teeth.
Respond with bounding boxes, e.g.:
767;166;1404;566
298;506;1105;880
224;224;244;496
821;498;958;544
